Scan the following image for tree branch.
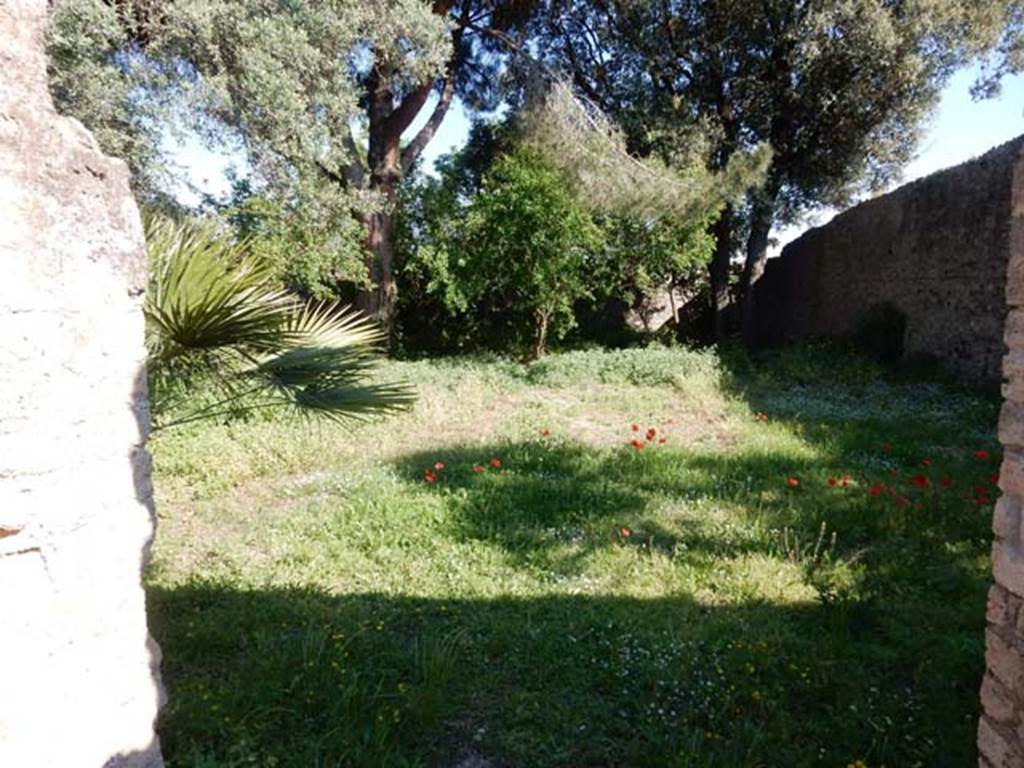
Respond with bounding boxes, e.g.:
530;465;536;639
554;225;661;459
401;2;472;173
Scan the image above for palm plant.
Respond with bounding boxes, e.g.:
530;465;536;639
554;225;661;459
144;216;414;430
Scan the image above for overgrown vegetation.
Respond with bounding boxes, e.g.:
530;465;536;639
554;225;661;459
397;125;720;357
43;3;1024;764
149;345;999;767
144;217;413;428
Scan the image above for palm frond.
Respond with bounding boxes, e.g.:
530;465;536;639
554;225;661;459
256;346;414;421
144;216;300;364
143;216;415;429
286;301;386;351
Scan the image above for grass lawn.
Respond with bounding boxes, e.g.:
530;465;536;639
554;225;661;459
148;345;1001;767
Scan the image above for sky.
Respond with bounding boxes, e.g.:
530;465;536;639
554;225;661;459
172;63;1024;251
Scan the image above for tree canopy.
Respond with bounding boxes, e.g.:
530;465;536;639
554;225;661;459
531;0;1023;341
49;0;536;335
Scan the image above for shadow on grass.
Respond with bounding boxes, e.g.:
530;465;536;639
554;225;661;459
391;437;991;596
151;345;1002;768
150;582;984;768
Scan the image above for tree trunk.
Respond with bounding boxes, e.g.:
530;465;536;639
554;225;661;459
533;310;550;360
358;204;398;337
740;189;777;350
354;1;464;341
709;204;734;342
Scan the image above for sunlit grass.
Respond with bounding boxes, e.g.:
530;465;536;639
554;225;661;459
149;344;1000;767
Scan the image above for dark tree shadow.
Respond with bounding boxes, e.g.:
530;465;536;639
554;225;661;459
149;580;985;768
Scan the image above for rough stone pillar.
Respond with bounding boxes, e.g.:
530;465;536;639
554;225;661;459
0;1;164;766
980;147;1024;765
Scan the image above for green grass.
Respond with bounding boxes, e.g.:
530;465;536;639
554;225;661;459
148;344;1001;767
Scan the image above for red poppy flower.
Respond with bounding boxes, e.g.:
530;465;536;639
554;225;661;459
630;439;646;450
489;457;502;469
910;474;930;488
881;442;893;453
631;424;640;432
424;470;437;484
646;427;657;441
620;527;631;538
895;496;910;507
787;477;800;488
658;437;667;445
921;459;932;467
988;473;1000;485
434;461;445;471
472;464;485;474
975;450;990;461
828;477;838;487
756;413;769;422
975;484;989;496
940;476;954;488
541;429;551;437
869;483;885;497
841;474;851;488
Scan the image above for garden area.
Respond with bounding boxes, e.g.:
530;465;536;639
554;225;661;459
149;346;1000;766
40;1;1024;765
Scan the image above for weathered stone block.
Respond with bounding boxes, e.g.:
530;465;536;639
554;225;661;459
753;135;1022;383
993;543;1024;599
994;495;1023;546
979;717;1021;768
988;583;1021;628
987;628;1024;692
1005;310;1024;350
0;0;163;766
999;455;1024;499
1000;401;1024;448
982;673;1019;725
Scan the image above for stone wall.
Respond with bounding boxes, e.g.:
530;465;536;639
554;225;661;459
980;144;1024;766
0;1;164;765
753;136;1024;382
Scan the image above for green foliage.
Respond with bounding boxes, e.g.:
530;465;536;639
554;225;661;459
465;148;606;356
46;0;167;194
48;0;453;304
538;1;1019;215
400;147;605;358
597;214;715;307
521;79;770;220
215;183;367;299
144;217;413;428
398;126;721;356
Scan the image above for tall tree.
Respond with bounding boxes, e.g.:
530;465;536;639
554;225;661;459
49;0;535;337
534;0;1021;343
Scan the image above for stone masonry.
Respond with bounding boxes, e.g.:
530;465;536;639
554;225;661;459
0;0;164;765
753;136;1024;383
981;139;1024;766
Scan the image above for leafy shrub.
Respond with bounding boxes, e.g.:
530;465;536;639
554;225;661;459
396;129;718;358
398;147;605;359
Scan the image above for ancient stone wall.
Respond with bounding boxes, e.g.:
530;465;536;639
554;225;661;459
980;144;1024;766
753;136;1024;382
0;0;164;765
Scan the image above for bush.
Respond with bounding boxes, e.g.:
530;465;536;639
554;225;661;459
398;147;605;359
